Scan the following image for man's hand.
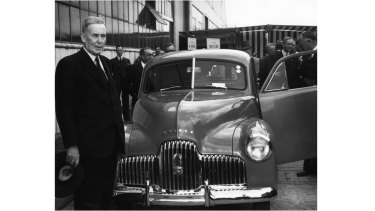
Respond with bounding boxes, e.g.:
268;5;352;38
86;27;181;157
66;146;80;167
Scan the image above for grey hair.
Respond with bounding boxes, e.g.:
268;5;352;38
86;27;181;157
300;31;317;41
81;16;105;33
140;47;152;55
283;36;294;43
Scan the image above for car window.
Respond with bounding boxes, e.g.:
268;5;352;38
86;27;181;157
144;62;191;93
144;60;246;93
265;62;288;92
264;51;317;91
193;61;245;89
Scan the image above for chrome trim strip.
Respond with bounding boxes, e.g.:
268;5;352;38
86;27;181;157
204;180;210;207
265;62;288;92
146;180;150;206
113;184;277;206
192;57;196;89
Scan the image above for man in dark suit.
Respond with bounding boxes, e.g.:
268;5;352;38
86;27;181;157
165;43;175;53
259;48;283;88
297;31;317;87
295;31;317;177
55;16;124;209
258;37;296;88
111;45;132;121
129;47;153;109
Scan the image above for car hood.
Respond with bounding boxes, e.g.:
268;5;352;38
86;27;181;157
128;90;259;155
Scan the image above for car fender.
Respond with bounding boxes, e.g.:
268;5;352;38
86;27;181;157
232;117;277;188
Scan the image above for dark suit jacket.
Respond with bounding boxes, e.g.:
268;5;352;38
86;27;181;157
285;55;304;89
259;51;283;87
110;57;131;94
299;53;317;81
130;59;144;98
55;48;125;158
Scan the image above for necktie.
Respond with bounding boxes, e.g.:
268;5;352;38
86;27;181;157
95;56;110;81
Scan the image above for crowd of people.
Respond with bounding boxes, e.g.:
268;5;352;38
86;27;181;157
56;16;316;210
110;43;176;120
242;32;318;90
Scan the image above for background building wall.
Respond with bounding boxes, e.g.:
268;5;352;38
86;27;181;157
191;0;227;30
55;0;227;64
173;0;190;51
55;0;174;67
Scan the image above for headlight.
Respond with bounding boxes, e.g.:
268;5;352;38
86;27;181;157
246;121;272;162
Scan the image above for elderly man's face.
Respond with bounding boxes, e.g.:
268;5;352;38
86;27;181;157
82;24;106;56
283;39;295;53
142;49;153;63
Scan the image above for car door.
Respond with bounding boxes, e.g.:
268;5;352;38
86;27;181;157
258;50;317;164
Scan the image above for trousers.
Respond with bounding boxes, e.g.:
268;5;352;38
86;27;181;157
73;146;118;210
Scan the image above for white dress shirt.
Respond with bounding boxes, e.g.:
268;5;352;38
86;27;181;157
83;47;107;79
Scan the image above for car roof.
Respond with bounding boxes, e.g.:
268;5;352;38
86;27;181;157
145;49;250;68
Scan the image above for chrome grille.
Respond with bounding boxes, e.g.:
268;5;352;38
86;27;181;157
117;140;247;190
202;155;246;185
117;155;158;185
159;140;202;190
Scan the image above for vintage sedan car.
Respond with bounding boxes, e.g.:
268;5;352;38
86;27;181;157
113;49;317;209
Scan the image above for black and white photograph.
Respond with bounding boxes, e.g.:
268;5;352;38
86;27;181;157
5;0;375;211
54;0;317;210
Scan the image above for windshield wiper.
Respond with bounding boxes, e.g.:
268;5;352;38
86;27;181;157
160;86;184;94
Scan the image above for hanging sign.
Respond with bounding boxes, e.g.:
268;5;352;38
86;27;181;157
207;38;220;49
187;37;197;50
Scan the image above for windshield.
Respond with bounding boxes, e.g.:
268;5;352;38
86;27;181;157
144;59;246;93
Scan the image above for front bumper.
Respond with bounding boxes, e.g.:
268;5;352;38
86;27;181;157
113;180;277;207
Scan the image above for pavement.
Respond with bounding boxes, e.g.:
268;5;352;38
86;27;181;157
272;161;317;210
55;159;316;210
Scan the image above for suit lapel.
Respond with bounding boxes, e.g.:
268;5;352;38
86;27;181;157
100;55;114;81
78;49;109;89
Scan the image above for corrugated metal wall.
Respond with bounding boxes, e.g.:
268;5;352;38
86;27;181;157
241;30;266;58
268;30;303;46
239;25;317;58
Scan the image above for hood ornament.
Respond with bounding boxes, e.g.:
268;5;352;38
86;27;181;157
172;153;183;175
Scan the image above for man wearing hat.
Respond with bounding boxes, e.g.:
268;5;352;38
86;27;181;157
55;16;125;209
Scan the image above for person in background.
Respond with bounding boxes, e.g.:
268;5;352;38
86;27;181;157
154;45;164;56
111;45;132;121
290;39;298;54
240;41;258;57
281;36;296;56
165;43;176;53
264;43;276;57
55;16;124;209
296;31;317;177
297;31;317;86
129;47;153;110
239;41;260;77
258;37;296;87
275;40;283;52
